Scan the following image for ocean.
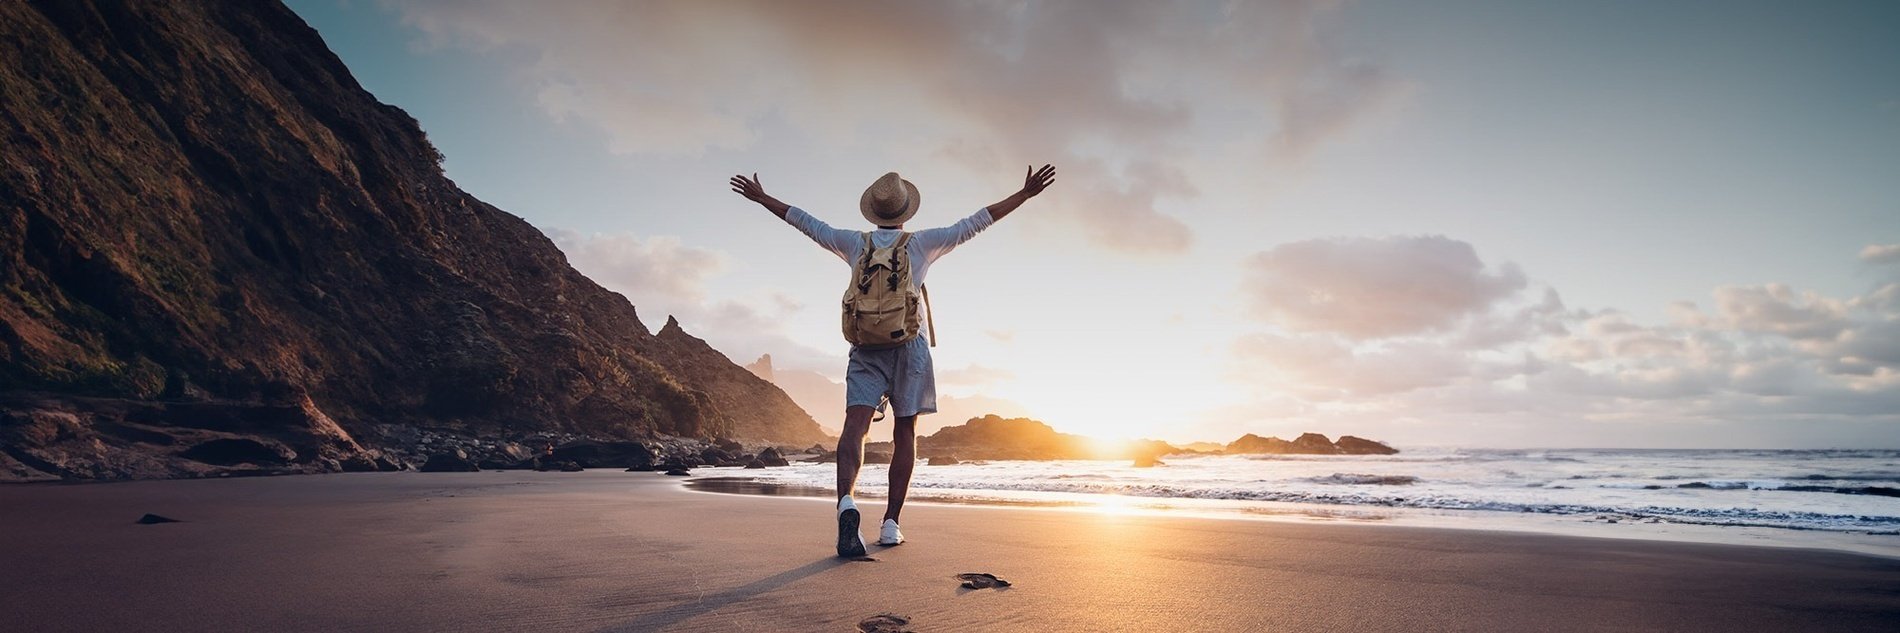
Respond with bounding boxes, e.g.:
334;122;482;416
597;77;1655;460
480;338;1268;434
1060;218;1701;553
700;448;1900;557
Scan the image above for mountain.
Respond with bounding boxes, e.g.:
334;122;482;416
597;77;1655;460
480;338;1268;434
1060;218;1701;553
0;0;824;481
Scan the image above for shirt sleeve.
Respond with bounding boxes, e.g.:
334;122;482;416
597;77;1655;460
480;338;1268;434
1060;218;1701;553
783;206;862;262
909;207;996;263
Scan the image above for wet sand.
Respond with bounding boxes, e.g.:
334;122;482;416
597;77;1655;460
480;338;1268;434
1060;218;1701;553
1;471;1896;632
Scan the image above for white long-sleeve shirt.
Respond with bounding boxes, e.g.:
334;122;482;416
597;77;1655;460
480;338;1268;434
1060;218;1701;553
782;206;995;286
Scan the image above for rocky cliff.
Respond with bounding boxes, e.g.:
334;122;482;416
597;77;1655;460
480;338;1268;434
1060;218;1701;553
0;0;825;481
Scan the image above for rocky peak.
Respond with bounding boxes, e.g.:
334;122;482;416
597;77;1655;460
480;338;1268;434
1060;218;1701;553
744;354;775;382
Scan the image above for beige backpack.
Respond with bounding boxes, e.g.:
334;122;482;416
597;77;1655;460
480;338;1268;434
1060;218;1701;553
841;232;935;349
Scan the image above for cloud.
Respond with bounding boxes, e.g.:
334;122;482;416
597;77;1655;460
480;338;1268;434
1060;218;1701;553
544;226;841;369
1709;283;1848;341
381;0;1405;254
543;228;725;307
938;364;1017;389
1231;334;1470;398
1222;240;1900;445
1241;235;1529;340
1861;243;1900;265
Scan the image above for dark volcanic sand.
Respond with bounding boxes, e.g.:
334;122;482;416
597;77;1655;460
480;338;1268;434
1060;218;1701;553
1;472;1896;632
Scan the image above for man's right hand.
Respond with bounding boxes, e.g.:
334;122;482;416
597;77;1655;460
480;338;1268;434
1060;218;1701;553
730;172;789;218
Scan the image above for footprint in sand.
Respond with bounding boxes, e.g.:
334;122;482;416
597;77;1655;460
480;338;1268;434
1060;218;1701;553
856;613;912;632
955;573;1011;589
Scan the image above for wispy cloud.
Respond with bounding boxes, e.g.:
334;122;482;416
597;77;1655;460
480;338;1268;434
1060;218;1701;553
381;0;1404;254
1861;243;1900;265
544;227;840;368
1240;235;1534;340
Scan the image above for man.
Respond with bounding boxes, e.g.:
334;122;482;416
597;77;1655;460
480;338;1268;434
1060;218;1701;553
730;165;1056;557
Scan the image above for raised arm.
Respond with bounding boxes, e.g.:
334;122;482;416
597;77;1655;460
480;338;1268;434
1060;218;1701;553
732;172;859;260
730;173;790;219
983;164;1056;222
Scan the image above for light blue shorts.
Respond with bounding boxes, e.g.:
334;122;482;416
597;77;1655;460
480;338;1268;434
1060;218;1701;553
844;336;937;419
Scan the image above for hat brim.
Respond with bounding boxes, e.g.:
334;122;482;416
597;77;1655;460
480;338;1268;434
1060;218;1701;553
860;178;921;227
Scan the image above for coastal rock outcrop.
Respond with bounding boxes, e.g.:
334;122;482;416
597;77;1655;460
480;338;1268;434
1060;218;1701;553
1225;434;1293;454
921;416;1090;461
1335;435;1400;455
0;0;825;480
1290;433;1341;454
1224;433;1399;455
919;415;1184;462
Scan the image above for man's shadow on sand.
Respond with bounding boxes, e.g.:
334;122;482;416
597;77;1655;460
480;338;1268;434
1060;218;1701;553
595;556;859;632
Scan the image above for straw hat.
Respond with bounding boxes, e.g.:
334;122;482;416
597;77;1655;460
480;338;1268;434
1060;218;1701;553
859;172;920;226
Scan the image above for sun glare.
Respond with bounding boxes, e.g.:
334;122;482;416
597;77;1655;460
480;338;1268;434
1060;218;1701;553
1089;494;1143;516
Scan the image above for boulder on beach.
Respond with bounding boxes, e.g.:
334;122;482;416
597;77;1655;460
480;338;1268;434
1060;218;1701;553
549;440;654;470
927;455;961;466
863;450;894;465
756;447;790;467
744;459;766;469
420;450;479;472
1133;454;1164;468
699;446;730;464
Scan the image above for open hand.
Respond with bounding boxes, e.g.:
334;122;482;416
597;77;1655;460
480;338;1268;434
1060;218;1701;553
730;173;768;203
1022;164;1056;197
730;172;790;217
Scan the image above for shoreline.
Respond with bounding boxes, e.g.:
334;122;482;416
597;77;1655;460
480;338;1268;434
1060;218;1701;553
687;458;1900;558
2;471;1897;632
684;475;1900;561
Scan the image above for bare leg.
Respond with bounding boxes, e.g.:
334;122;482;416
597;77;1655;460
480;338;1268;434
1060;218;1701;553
835;406;876;500
884;415;917;523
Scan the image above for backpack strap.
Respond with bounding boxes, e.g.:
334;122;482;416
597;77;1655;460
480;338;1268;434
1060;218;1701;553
854;232;877;293
888;232;912;291
922;283;936;347
891;232;935;346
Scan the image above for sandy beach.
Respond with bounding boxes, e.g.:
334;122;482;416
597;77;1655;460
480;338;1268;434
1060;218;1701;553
1;472;1895;632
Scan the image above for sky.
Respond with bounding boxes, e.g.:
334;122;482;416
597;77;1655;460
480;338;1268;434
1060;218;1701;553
286;0;1900;448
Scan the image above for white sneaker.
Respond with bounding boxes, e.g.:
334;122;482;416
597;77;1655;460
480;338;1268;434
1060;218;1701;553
877;518;904;546
836;496;868;558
